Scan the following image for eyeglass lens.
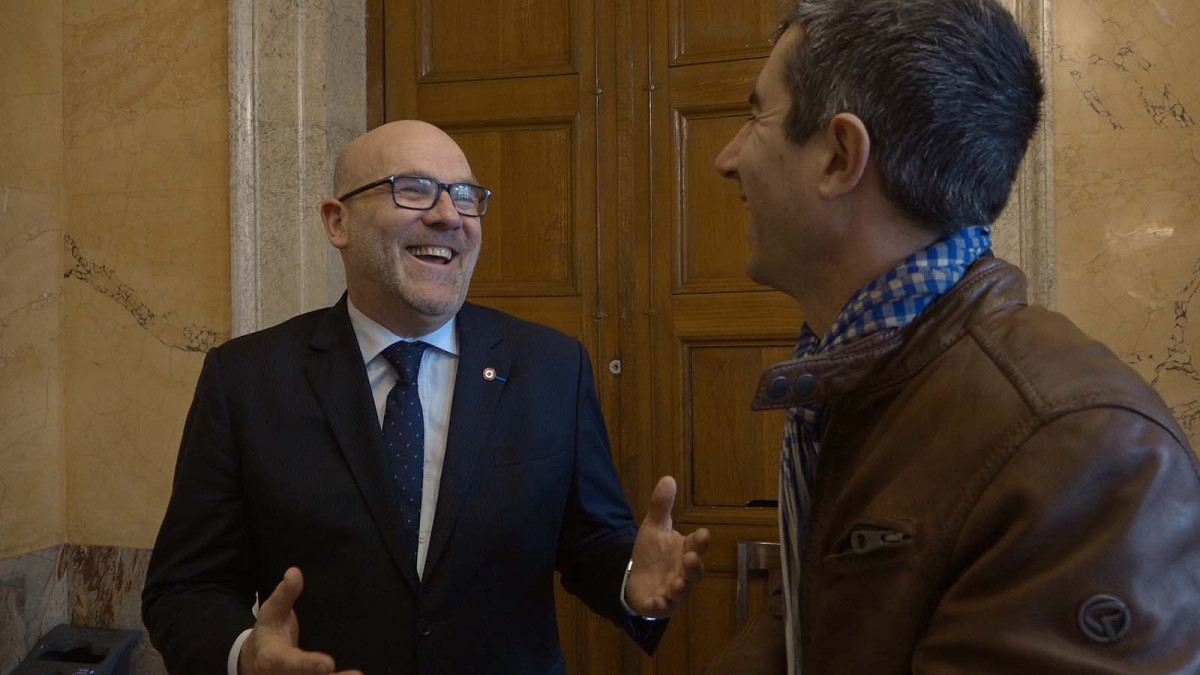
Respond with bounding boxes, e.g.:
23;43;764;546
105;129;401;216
393;176;488;216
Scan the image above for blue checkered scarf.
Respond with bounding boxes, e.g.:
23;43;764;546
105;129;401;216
779;225;992;673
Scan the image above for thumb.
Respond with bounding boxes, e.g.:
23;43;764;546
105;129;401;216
258;566;304;626
645;476;677;530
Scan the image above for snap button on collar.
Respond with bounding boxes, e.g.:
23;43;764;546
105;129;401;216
792;373;817;398
767;376;790;400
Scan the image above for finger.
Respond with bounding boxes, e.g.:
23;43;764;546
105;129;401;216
670;576;686;595
266;646;334;674
682;552;705;585
644;476;677;529
644;596;667;616
649;593;680;618
259;567;305;626
684;527;711;555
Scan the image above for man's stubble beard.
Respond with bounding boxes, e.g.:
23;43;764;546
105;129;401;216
379;244;479;319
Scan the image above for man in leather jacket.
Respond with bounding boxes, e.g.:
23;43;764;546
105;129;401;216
708;0;1200;672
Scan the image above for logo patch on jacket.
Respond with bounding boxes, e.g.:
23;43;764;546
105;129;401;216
1078;594;1131;644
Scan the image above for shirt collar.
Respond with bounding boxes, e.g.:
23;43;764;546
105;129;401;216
345;296;459;364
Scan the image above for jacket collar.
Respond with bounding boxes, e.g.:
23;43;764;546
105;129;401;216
753;258;1027;410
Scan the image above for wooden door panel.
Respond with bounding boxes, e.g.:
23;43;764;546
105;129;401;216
420;0;576;80
669;58;768;105
416;75;581;123
670;0;777;65
677;111;756;292
451;125;577;294
689;344;790;507
671;293;803;339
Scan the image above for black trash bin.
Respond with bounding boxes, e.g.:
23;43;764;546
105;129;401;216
11;624;140;675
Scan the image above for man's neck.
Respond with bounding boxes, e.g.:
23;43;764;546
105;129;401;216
346;288;454;339
793;217;941;338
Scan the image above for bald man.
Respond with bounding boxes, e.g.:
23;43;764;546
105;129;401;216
143;121;709;675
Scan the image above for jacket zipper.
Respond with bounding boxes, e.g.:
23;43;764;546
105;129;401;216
849;527;910;554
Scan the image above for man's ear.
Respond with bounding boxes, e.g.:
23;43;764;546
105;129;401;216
321;199;351;250
818;113;871;200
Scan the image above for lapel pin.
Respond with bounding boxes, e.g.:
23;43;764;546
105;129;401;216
483;367;506;383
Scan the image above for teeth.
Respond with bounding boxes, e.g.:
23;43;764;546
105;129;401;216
407;246;453;261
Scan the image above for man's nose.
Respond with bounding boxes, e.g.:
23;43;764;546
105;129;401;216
423;191;462;229
714;132;741;179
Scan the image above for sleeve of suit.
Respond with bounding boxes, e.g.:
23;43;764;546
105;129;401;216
554;341;669;654
142;348;258;675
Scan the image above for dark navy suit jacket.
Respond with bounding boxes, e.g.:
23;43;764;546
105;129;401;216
142;298;664;674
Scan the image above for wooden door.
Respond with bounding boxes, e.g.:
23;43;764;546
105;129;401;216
633;0;797;671
371;0;790;671
373;0;629;672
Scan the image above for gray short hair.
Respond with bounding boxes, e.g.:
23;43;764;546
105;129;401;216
779;0;1043;233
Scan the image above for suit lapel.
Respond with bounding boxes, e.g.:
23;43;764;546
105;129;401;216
304;296;421;592
424;303;509;576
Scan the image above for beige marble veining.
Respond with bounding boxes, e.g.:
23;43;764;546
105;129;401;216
0;0;66;557
1055;0;1200;445
61;0;230;547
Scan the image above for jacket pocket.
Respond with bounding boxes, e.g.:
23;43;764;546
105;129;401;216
491;442;568;467
823;517;918;566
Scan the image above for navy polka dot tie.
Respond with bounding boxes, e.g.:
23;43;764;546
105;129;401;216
381;340;428;567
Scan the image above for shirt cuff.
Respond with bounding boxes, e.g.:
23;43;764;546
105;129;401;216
619;558;658;620
228;628;253;675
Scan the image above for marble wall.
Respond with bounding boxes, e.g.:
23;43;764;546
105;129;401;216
0;546;67;672
1053;0;1200;448
0;545;163;674
0;0;67;558
61;0;231;548
2;1;228;662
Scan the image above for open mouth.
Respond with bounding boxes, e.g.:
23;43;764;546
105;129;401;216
406;245;455;265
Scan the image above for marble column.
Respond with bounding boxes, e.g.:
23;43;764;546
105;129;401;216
994;0;1057;309
230;0;367;336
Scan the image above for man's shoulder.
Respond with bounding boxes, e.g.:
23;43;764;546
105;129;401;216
209;304;335;361
961;299;1182;440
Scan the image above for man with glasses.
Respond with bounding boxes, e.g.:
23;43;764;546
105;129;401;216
143;120;709;675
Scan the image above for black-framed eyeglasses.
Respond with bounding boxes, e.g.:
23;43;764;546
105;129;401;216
337;174;492;217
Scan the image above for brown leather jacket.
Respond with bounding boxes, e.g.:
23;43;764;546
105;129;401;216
708;258;1200;674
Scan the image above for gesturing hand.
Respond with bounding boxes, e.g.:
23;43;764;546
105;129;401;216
625;476;711;619
239;567;363;675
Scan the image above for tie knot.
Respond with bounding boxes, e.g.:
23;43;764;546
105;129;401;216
382;340;427;384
